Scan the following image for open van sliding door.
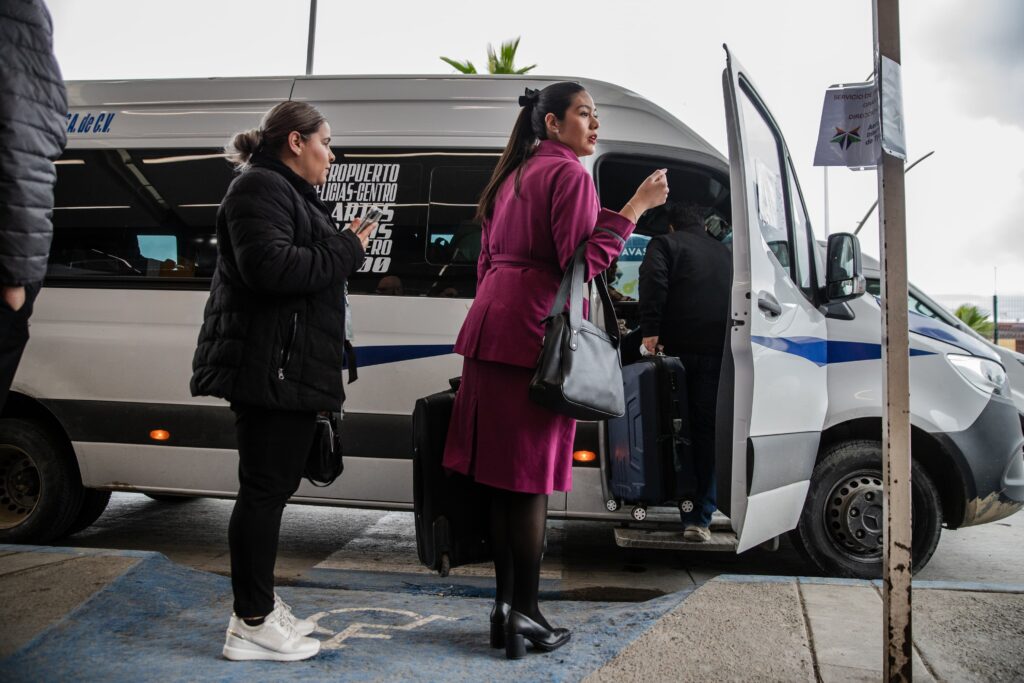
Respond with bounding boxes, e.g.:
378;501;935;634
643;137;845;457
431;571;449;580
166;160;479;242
722;47;828;551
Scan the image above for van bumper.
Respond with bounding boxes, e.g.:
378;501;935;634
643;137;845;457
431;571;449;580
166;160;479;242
935;395;1024;527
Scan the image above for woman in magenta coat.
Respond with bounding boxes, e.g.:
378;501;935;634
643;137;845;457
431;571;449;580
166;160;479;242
443;81;669;659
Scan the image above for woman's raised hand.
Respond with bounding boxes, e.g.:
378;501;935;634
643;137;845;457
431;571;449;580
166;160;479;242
625;169;670;219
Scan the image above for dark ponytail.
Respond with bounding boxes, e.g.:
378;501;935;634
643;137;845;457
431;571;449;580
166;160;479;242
477;81;586;221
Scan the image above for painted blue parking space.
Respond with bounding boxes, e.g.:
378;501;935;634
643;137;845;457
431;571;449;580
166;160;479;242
1;551;691;682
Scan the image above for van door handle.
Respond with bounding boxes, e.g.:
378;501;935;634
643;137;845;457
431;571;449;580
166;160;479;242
757;292;782;317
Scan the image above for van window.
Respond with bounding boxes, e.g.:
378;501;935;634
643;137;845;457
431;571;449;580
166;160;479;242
49;149;230;284
319;150;498;298
786;160;814;291
866;278;944;320
737;84;813;299
52;148;499;297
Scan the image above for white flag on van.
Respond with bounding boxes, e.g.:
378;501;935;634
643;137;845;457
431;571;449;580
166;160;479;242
813;82;881;168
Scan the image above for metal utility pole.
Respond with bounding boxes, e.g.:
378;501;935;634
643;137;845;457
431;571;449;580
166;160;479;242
823;166;831;237
305;0;318;76
873;1;913;680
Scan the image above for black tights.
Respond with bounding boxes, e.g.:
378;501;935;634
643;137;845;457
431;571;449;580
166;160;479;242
489;487;550;627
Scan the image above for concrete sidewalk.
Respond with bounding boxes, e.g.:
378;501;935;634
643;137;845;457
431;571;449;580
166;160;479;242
1;545;1022;682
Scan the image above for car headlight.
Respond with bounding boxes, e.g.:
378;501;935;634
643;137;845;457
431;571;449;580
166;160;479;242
948;354;1009;397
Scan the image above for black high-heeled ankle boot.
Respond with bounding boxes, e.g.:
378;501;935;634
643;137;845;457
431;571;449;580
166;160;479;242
490;601;511;649
503;610;571;659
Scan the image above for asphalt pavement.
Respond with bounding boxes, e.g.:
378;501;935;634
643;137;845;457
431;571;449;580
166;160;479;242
2;543;1022;682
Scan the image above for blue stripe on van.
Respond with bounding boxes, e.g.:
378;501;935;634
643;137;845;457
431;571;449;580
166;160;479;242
352;344;455;368
752;336;935;366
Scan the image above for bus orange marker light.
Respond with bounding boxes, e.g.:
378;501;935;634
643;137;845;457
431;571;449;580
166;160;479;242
150;429;170;441
573;450;596;463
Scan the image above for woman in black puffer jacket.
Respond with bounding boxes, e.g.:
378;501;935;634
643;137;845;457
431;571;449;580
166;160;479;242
190;102;368;662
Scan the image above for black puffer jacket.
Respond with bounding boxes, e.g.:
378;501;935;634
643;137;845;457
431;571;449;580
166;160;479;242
0;0;68;285
638;224;732;356
190;154;364;412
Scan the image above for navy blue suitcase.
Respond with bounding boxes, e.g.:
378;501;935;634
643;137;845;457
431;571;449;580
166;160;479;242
607;355;690;517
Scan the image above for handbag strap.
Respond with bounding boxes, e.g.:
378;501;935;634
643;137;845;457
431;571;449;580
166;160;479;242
546;244;620;349
546;244;586;322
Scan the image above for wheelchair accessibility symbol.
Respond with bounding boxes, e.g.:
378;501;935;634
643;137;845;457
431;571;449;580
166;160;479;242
307;607;458;650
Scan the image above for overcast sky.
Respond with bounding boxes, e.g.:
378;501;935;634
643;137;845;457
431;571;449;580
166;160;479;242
48;0;1023;298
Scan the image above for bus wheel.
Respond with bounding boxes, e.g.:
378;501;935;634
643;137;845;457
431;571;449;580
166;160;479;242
790;439;942;579
0;418;83;543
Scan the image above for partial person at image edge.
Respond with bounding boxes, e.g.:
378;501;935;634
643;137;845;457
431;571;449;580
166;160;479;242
0;0;68;411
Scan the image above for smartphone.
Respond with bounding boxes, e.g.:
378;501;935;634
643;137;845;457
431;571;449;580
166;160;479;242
357;207;383;235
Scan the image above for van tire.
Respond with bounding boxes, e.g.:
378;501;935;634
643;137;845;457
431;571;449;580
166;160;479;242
144;493;193;503
0;418;84;543
790;439;942;579
65;489;112;536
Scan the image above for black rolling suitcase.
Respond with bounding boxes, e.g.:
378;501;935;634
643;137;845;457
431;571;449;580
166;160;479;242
412;378;492;576
606;355;691;521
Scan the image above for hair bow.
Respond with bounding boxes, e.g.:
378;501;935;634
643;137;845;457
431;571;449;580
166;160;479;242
518;87;540;108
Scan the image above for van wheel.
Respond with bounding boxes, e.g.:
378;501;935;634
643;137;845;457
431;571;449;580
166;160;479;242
790;439;942;578
65;489;112;536
0;418;83;543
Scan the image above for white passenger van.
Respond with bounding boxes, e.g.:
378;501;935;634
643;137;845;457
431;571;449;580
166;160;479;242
2;49;1021;578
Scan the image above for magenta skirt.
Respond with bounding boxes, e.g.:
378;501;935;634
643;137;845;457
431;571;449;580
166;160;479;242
442;357;576;494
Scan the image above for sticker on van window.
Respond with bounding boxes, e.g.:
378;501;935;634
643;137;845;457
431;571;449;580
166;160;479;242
65;112;115;134
317;163;402;275
754;159;784;231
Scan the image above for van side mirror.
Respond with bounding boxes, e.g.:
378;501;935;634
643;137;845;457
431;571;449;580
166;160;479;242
825;232;866;303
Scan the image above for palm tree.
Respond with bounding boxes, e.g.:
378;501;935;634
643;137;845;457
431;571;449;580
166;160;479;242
441;37;537;75
954;304;995;338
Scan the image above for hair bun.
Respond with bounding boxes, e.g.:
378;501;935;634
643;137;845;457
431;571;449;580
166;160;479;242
518;87;540;108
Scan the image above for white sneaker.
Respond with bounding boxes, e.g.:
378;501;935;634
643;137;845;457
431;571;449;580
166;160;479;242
683;525;711;542
222;607;321;662
275;593;316;636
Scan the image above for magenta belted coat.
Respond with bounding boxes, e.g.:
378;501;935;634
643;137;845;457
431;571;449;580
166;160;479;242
442;140;635;494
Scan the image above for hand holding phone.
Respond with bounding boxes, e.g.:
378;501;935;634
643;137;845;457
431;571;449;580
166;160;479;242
357;207;384;235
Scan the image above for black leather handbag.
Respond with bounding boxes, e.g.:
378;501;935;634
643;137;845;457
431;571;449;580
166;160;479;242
304;411;344;487
529;245;625;420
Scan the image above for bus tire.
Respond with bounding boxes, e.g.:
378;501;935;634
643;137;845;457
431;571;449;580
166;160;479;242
0;418;84;543
64;489;112;536
790;439;942;579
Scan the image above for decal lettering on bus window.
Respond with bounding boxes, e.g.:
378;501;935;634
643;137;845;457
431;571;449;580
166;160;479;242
66;112;116;134
319;163;401;275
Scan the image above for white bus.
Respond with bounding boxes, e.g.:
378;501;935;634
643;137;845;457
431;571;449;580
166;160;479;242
3;50;1021;578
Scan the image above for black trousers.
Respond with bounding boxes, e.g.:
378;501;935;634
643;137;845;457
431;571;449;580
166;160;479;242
674;351;722;527
0;283;41;413
229;404;317;617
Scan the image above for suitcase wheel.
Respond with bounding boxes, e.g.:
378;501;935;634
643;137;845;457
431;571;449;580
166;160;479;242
605;499;620;512
439;553;451;577
630;505;647;522
679;500;695;514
